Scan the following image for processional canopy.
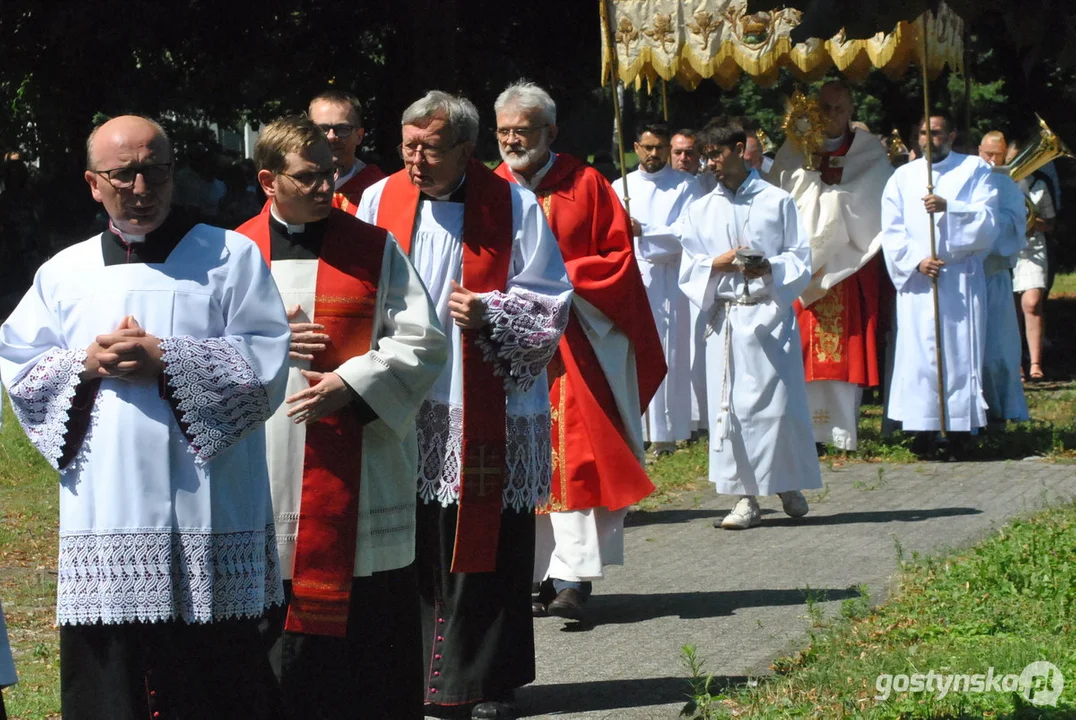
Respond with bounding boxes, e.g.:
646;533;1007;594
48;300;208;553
601;0;964;90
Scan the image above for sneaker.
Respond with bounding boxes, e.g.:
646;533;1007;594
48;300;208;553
778;490;809;518
720;496;761;529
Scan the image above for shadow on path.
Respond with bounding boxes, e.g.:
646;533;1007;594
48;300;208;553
627;506;982;528
552;587;862;626
516;675;752;717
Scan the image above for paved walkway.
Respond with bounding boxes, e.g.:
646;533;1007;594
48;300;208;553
511;459;1076;719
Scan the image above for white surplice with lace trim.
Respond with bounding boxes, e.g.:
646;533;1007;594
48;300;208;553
0;225;291;626
359;178;573;512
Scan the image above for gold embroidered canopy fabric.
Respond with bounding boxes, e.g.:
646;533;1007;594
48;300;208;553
601;1;964;90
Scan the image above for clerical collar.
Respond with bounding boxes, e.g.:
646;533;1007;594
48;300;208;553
422;174;467;203
101;208;196;266
508;152;556;191
267;205;328;260
335;158;367;190
270;203;308;234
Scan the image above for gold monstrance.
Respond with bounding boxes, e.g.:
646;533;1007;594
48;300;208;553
782;89;826;171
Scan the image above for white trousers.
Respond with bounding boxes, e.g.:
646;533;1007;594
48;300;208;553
533;507;629;583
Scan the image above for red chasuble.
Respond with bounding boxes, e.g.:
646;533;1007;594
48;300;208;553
794;134;881;388
333;163;387;216
238;207;387;636
496;155;663;512
376;159;513;574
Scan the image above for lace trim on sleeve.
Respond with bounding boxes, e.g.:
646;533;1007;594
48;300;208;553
416;400;551;512
159;336;272;463
474;289;569;392
5;348;89;470
56;524;284;626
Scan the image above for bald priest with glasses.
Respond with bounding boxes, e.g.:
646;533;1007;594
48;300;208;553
0;115;292;720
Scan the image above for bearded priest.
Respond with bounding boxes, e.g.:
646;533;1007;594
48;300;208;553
492;81;664;624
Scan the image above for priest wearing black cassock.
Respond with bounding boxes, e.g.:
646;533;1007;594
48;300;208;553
239;116;447;719
357;91;573;720
0;115;291;720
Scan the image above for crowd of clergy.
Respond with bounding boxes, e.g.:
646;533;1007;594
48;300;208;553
0;77;1056;720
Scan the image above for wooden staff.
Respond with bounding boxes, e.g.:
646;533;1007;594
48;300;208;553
920;13;949;437
601;0;631;215
661;78;670;121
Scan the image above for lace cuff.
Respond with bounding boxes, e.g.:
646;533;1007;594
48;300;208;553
475;289;569;392
160;337;272;463
5;348;91;470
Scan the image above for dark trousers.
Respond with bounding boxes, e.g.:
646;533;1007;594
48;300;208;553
60;617;284;720
261;565;424;720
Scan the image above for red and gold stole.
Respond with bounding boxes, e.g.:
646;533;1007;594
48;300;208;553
377;159;513;573
240;207;387;636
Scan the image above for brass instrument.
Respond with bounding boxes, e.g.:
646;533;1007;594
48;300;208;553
993;114;1074;234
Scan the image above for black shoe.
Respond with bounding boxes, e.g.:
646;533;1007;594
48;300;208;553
531;579;555;617
471;700;519;719
547;588;585;621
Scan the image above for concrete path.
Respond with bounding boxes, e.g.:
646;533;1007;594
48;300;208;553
511;459;1076;719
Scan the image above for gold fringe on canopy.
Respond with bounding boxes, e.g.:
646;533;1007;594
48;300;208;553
600;0;964;90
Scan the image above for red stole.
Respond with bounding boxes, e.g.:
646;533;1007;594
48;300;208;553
795;132;881;387
376;159;514;573
495;155;660;512
238;207;387;636
334;163;387;216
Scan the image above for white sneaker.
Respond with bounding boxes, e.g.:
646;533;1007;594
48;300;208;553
778;490;809;518
721;496;761;529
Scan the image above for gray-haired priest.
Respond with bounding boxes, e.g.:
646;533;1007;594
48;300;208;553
0;116;290;720
237;115;447;719
358;92;572;720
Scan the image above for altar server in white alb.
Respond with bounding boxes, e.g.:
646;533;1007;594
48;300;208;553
678;118;821;530
881;113;998;454
0;116;290;720
614;120;700;453
977;131;1028;423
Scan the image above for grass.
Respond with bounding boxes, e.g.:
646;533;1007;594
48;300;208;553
690;500;1076;718
1;397;61;720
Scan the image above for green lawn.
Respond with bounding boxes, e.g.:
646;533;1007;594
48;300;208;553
685;501;1076;718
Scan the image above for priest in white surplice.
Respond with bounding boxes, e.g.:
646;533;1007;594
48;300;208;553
614;121;700;453
358;91;572;719
0;116;290;720
678;118;822;530
236;116;447;720
978;131;1028;423
768;82;892;451
881;114;999;456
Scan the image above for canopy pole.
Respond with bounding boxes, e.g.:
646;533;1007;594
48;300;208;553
920;13;948;439
601;0;631;215
963;26;971;145
661;78;670;121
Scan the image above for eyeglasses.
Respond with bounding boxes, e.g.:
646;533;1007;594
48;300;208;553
93;163;172;190
397;140;465;164
702;147;729;161
636;143;667;155
494;125;548;140
280;169;335;190
317;123;356;139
